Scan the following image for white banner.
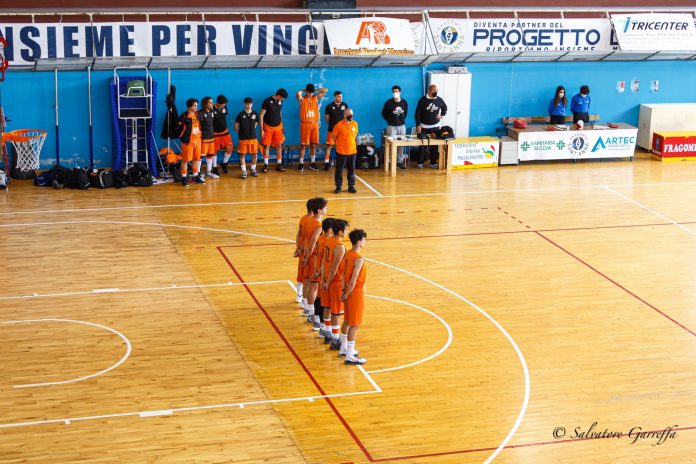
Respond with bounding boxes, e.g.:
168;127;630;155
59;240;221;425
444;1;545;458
449;137;499;168
428;18;618;53
324;17;416;55
0;22;325;65
611;14;696;51
517;128;637;161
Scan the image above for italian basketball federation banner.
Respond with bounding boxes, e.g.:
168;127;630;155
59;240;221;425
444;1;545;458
324;17;416;55
428;18;617;53
611;14;696;51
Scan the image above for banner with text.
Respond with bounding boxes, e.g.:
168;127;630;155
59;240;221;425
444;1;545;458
324;17;416;56
449;137;499;168
0;22;325;65
428;18;618;53
517;128;637;161
611;14;696;51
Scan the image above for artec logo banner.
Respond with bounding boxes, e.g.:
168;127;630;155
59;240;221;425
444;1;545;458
324;17;416;56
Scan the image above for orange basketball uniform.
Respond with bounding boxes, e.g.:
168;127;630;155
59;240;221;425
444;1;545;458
296;214;311;283
344;249;367;326
299;95;319;145
302;217;322;283
325;236;346;315
315;234;328;300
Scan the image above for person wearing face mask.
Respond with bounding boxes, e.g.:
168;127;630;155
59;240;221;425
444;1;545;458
324;90;349;171
331;109;359;194
381;85;409;170
414;84;447;168
570;85;591;125
548;86;568;125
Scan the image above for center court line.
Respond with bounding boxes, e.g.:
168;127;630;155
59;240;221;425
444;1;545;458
355;174;384;197
602;185;696;238
3;179;696;216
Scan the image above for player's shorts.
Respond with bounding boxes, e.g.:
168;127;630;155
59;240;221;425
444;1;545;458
345;286;364;326
326;131;336;146
261;124;285;146
214;132;233;153
181;137;202;163
328;281;344;315
201;139;216;156
300;122;319;146
238;139;259;155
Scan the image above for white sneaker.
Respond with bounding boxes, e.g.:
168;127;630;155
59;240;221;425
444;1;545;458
295;294;302;303
344;356;366;365
338;349;358;357
205;172;220;179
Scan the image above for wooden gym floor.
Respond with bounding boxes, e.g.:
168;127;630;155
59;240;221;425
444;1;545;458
1;151;695;463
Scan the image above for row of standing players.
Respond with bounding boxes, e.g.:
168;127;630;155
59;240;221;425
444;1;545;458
294;197;367;365
174;82;450;187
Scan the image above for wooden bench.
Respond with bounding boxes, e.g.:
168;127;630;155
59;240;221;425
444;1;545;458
502;115;601;124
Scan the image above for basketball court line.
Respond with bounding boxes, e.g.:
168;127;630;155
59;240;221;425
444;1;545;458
2;179;696;216
535;231;696;338
0;280;289;301
355;174;383;197
0;279;381;430
602;185;696;238
2;318;132;389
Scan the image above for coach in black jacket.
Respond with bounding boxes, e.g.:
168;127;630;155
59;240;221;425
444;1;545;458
381;85;409;169
414;85;447;168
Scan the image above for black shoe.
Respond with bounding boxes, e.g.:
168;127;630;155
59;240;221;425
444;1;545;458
221;163;228;174
297;163;304;172
261;164;269;173
348;186;357;193
334;187;342;194
212;166;220;175
330;340;341;351
397;162;407;170
241;171;247;180
309;162;318;171
250;170;258;177
276;164;286;172
324;162;330;171
182;176;189;187
324;335;333;344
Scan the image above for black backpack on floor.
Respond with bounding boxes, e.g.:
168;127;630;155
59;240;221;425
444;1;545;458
113;170;130;188
69;168;91;190
127;163;153;187
89;169;114;189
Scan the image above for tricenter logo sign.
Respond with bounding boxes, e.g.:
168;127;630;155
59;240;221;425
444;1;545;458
356;21;391;45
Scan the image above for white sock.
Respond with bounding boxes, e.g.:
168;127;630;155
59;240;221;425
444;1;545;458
223;153;232;164
310;155;316;163
314;315;321;324
296;282;303;295
212;157;218;167
194;160;202;173
206;157;213;173
347;341;356;359
251;164;257;171
332;325;340;340
302;298;308;309
340;334;347;352
241;165;247;174
307;303;314;316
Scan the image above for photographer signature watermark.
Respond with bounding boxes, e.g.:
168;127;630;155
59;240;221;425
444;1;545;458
552;422;678;446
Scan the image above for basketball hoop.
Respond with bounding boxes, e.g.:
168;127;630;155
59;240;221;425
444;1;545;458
2;129;47;172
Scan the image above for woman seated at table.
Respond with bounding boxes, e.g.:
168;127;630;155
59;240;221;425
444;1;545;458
548;86;567;125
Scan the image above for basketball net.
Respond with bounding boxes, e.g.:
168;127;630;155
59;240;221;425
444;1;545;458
2;130;47;172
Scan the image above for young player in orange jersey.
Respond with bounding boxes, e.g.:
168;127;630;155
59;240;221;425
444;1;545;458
301;197;328;326
213;95;233;175
294;198;314;306
177;98;204;186
317;219;336;341
313;218;334;335
322;219;349;350
340;229;367;364
296;83;328;172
